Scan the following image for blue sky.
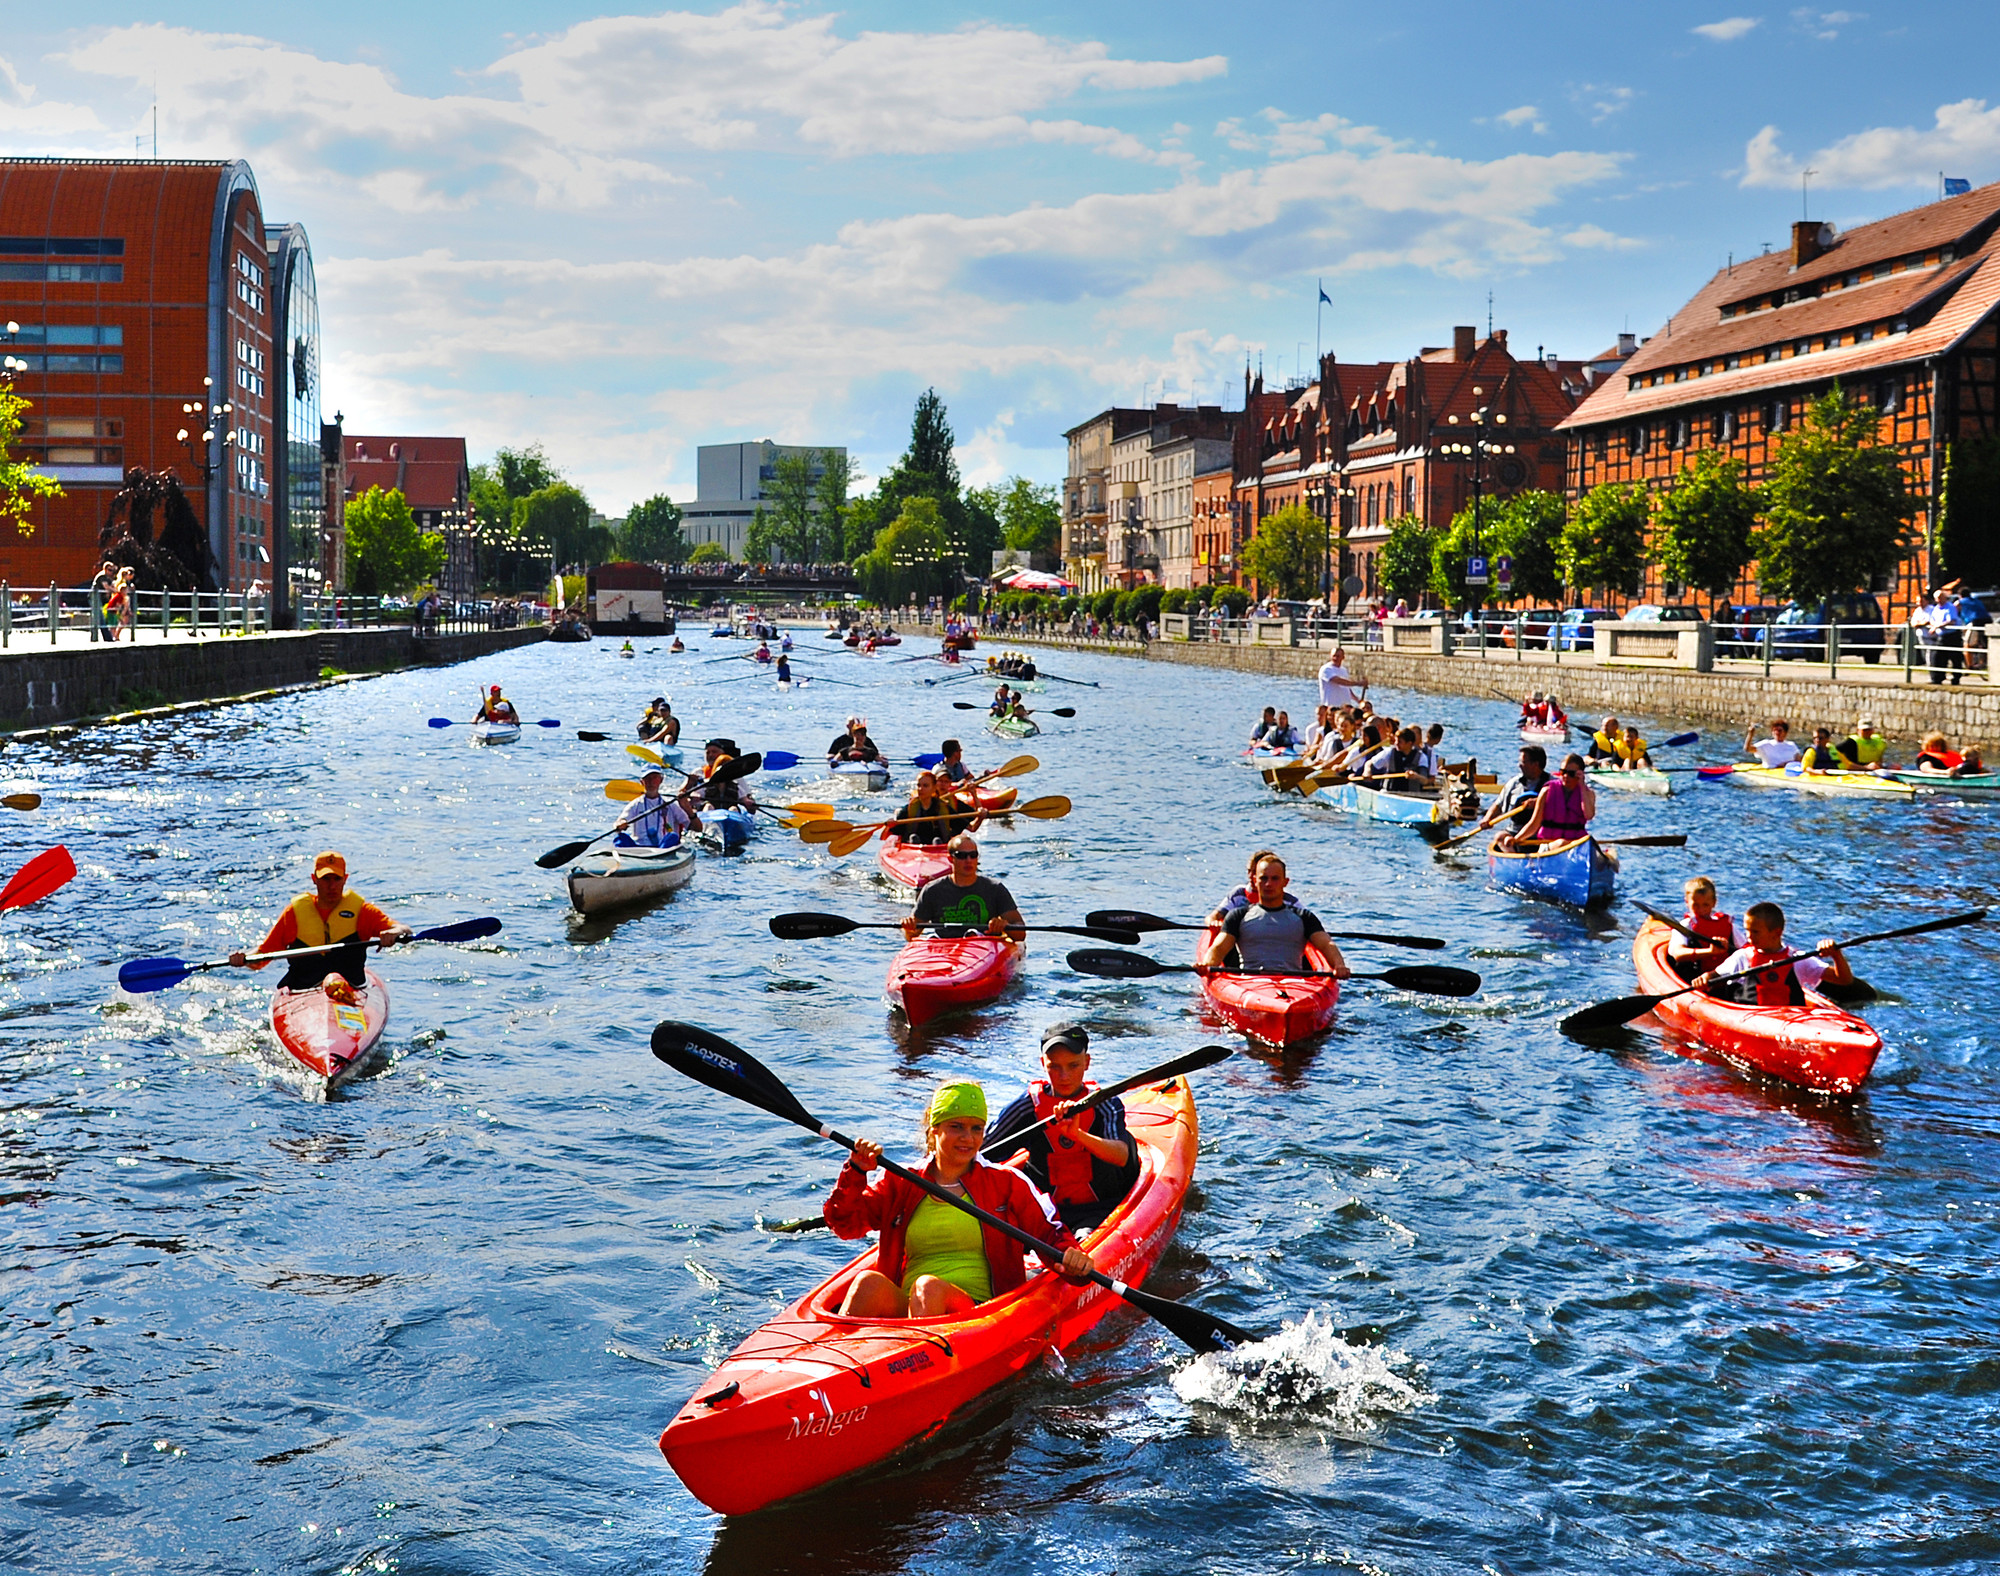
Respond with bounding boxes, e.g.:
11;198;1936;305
6;3;1999;513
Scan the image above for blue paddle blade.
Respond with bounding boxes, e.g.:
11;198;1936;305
119;957;194;993
759;750;801;771
536;719;562;727
414;917;502;944
1662;731;1699;747
427;718;455;728
910;753;945;768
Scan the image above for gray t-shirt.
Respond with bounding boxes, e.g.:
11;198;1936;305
1220;902;1323;970
912;874;1018;932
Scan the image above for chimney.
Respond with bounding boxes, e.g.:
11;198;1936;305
1452;325;1476;361
1617;332;1637;357
1791;220;1834;269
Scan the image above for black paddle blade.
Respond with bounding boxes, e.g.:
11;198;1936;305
714;751;763;784
1069;925;1144;945
1560;994;1665;1036
651;1021;820;1131
1376;964;1481;997
1084;908;1191;933
1818;978;1879;1005
1066;947;1165;979
1048;707;1077;718
577;730;611;742
536;839;594;870
768;912;860;940
1113;1279;1256;1353
759;1214;831;1235
1414;822;1451;845
1332;931;1447;951
413;917;503;944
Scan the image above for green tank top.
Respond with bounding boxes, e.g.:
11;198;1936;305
901;1194;991;1303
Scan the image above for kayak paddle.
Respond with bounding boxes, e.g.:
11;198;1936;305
1066;948;1481;997
3;792;41;812
1430;800;1533;853
1593;834;1688;848
1083;909;1446;951
0;846;77;910
768;911;1140;944
118;917;504;994
429;716;561;728
761;1042;1235;1234
1558;908;1988;1036
651;1021;1256;1353
577;730;613;742
952;702;1076;718
816;794;1070;858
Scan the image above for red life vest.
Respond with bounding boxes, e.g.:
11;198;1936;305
1742;946;1806;1007
1684;910;1735;951
1031;1078;1100;1204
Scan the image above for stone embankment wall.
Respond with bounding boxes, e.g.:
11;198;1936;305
0;626;545;735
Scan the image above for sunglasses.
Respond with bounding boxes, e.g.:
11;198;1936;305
949;850;979;861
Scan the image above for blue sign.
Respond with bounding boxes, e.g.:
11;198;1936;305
1494;555;1514;586
1465;554;1489;587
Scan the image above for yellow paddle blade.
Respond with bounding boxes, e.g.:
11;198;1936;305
628;744;664;765
827;826;876;858
781;801;837;818
1015;794;1072;819
1;793;41;811
796;820;855;843
994;754;1039;777
604;779;645;800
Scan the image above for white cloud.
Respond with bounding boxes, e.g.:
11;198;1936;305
1791;8;1863;39
1743;98;2000;189
1495;105;1548;134
1692;17;1761;41
1571;84;1637;125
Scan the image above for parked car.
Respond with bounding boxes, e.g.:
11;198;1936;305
1499;608;1562;650
1554;607;1606;651
1715;604;1782;658
1770;592;1888;662
1455;610;1516;643
1623;604;1705;623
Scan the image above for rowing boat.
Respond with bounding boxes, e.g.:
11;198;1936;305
876;833;951;898
1587;765;1674;797
699;806;755;851
1520;724;1568;746
1885;769;2000;800
271;967;390;1090
658;1077;1198;1515
886;934;1023;1026
1488;835;1617;909
829;760;892;790
565;843;696;913
1304;778;1447;825
1631;918;1881;1093
1731;765;1918;800
1196;927;1342;1047
470;720;521;746
988;716;1040;740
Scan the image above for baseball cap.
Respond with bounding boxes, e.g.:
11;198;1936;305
1041;1020;1090;1055
312;851;347;878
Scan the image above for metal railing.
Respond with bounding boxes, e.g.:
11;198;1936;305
294;594;543;634
0;583;548;647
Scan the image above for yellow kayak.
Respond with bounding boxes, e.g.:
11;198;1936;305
1730;765;1918;800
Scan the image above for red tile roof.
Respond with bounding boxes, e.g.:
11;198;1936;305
342;434;469;513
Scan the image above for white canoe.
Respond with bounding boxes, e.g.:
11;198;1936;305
829;759;891;790
471;721;522;746
1587;765;1673;797
566;844;696;913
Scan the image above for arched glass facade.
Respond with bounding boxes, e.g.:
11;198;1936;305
266;222;321;617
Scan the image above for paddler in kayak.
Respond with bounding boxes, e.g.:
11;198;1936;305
892;771;980;845
1744;718;1801;768
1609;723;1652;771
639;697;679;745
669;636;686;653
1494;752;1595;851
1832;717;1887;771
752;641;773;664
696;737;756;814
474;685;519;725
902;834;1024;942
229;851;412;989
1198;854;1349;977
1207;846;1303;921
827;1079;1095;1317
1914;731;1986;777
1799;726;1844;770
775;653;792;684
827;715;882;766
1246;706;1279;746
1668;875;1743;970
614;768;701;847
987;1022;1140;1232
1473;744;1553;835
937;737;977;789
1585;716;1621;765
1693;901;1855;1004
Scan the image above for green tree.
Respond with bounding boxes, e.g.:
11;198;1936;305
0;383;61;536
621;493;685;562
1756;387;1918;602
345;485;445;594
812;449;851;561
1427;504;1486;607
1494;490;1566;605
1561;482;1650;598
494;445;560;499
1239;502;1319;599
973;477;1062;557
762;451;819;561
688;540;729;564
848;390;973;563
855;495;955;606
1934;433;2000;587
1377;513;1432;604
1655;450;1758;602
514;482;598;571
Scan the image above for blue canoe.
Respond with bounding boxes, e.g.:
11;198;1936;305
1487;835;1618;910
700;806;755;852
1309;780;1447;826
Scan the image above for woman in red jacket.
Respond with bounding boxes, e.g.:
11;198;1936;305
826;1079;1094;1317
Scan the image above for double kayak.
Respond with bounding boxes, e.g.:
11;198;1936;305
271;967;390;1091
829;759;891;790
1305;778;1447;825
962;783;1017;813
699;806;755;851
988;716;1040;740
566;843;696;914
659;1077;1200;1515
1197;927;1341;1047
1630;918;1881;1093
1587;765;1673;797
470;720;521;746
1727;764;1917;799
1888;769;2000;799
886;934;1022;1026
1488;835;1617;909
877;833;951;898
1520;723;1568;746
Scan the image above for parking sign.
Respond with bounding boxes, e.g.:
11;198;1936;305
1465;554;1489;587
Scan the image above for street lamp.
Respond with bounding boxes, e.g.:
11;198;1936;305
1441;384;1516;626
1;320;25;378
1313;475;1357;620
174;376;235;484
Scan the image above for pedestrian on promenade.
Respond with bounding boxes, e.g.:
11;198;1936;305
1927;590;1964;686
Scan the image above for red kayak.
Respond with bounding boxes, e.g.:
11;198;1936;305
1631;919;1881;1094
886;934;1022;1026
877;833;951;896
1197;926;1341;1048
270;967;390;1090
964;784;1017;813
659;1078;1198;1516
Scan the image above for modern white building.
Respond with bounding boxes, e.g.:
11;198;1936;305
682;440;847;561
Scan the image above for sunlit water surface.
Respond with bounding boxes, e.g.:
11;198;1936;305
3;636;1998;1574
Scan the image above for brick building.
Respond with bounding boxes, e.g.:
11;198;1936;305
0;159;322;611
1560;183;2000;621
343;433;474;597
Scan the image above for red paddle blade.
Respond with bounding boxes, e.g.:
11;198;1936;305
0;846;77;911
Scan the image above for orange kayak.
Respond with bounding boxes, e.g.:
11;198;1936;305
1631;918;1881;1094
965;784;1017;813
876;833;950;897
659;1078;1199;1515
1197;926;1341;1048
886;934;1022;1026
270;967;390;1089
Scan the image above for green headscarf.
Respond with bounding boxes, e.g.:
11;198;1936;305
926;1079;988;1127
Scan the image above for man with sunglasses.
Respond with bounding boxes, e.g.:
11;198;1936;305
902;834;1024;942
1494;751;1596;852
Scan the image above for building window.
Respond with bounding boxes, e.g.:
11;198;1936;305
1405;474;1416;513
1592;430;1607;460
3;324;122;345
3;352;122;374
1671;418;1689;448
1765;399;1788;433
0;262;123;282
1878;380;1901;414
1718;409;1737;441
1626;424;1644;456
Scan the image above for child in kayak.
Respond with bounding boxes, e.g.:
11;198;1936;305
1914;732;1986;777
1694;901;1855;1005
986;1022;1140;1233
827;1079;1094;1317
1668;876;1743;971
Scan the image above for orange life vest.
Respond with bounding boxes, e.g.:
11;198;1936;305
1030;1078;1100;1204
290;890;366;947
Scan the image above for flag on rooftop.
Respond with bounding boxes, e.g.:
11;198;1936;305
1945;176;1972;196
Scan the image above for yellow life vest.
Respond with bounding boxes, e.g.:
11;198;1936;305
291;890;367;947
1614;735;1647;762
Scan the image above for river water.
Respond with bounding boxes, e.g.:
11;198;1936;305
3;633;1997;1574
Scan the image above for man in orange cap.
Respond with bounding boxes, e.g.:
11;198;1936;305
230;852;412;988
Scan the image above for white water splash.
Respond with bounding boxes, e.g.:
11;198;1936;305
1171;1310;1429;1427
